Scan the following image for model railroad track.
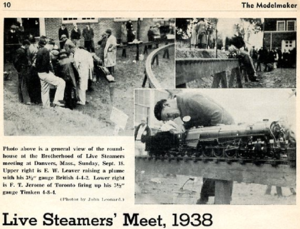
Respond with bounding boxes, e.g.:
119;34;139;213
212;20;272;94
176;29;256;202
135;154;295;167
143;43;175;88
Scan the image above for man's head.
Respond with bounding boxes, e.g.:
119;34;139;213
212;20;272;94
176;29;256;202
10;24;17;32
45;40;55;51
38;38;47;47
61;24;65;28
60;34;67;41
22;40;31;49
154;99;180;121
105;29;112;37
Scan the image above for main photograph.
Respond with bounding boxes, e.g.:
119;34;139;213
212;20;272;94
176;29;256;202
135;89;296;205
3;17;175;136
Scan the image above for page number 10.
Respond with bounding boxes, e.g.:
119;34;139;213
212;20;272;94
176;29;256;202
4;2;11;8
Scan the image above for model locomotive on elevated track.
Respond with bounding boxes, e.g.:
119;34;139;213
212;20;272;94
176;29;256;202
145;120;296;165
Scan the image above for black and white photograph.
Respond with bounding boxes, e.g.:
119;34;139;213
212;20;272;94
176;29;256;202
135;89;296;204
175;18;296;88
3;17;175;136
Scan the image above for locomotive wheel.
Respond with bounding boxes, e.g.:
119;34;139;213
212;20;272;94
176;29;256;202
212;148;223;157
203;147;213;157
194;151;202;157
237;150;244;158
225;149;237;158
195;145;203;157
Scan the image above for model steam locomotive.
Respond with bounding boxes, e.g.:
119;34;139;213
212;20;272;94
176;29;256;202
145;120;296;164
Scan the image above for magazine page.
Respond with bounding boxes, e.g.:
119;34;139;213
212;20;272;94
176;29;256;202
0;0;299;228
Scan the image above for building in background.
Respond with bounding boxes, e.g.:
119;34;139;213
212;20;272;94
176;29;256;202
263;18;297;51
135;89;170;132
4;18;175;46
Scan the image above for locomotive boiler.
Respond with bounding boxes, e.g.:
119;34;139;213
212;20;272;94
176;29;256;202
145;120;296;164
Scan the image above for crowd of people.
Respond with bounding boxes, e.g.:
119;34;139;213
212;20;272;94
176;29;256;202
227;35;296;83
189;18;214;49
9;24;118;109
250;46;296;72
147;24;161;44
6;19;177;110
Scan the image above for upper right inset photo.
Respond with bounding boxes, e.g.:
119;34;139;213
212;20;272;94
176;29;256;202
175;18;296;88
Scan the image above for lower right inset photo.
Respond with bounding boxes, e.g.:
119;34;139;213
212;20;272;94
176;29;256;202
134;89;296;205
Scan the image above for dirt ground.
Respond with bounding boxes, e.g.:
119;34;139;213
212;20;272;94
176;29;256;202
152;48;175;88
3;45;174;136
135;174;296;205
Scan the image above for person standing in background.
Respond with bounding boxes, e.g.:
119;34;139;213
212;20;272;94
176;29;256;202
82;24;95;52
267;48;275;71
121;22;127;45
7;24;20;63
197;18;207;49
135;119;151;156
282;49;289;68
147;26;155;49
276;47;282;68
14;40;32;105
58;24;69;49
256;47;264;72
104;29;117;74
70;23;81;46
190;20;198;49
126;20;134;42
97;33;108;64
